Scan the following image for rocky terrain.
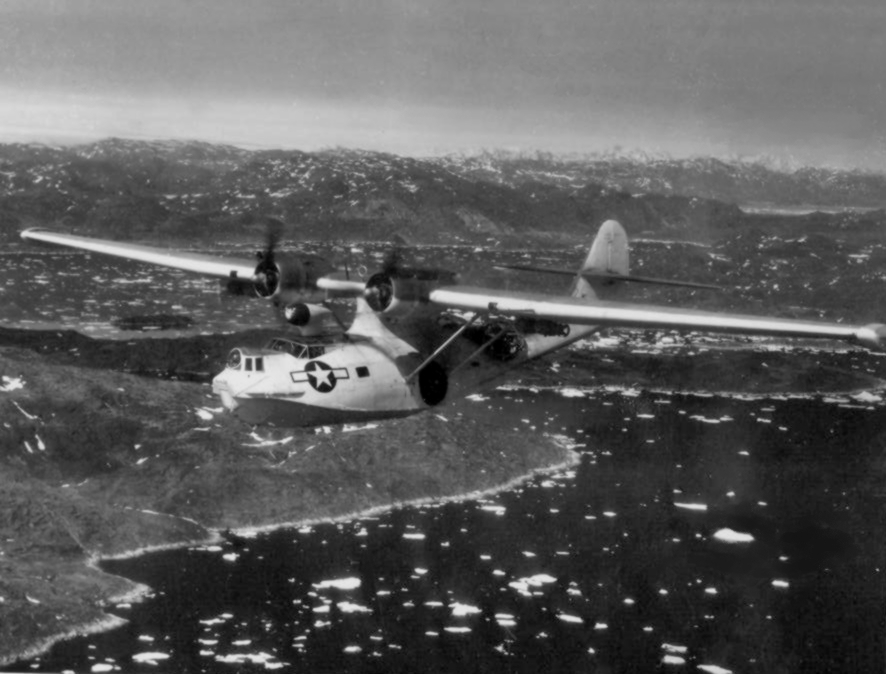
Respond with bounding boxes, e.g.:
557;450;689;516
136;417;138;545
1;139;885;246
434;149;886;210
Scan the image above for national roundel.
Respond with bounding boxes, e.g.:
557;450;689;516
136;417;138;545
304;360;337;393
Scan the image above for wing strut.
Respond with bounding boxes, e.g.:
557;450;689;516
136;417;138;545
405;313;479;382
450;323;513;375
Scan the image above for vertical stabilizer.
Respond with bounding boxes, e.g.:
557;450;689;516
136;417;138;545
582;219;629;274
575;219;629;298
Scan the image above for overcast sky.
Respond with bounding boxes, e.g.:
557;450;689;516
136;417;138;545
1;0;884;169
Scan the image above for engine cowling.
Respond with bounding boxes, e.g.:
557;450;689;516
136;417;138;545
282;303;334;336
364;272;435;316
253;252;335;303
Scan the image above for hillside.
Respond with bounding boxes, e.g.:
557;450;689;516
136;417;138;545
433;150;886;209
2;139;884;245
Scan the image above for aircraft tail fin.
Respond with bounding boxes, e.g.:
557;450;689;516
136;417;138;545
572;219;629;299
581;219;630;275
496;219;716;299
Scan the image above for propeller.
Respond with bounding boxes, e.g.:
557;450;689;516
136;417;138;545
253;219;286;297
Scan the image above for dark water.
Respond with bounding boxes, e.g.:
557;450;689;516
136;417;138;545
12;387;886;673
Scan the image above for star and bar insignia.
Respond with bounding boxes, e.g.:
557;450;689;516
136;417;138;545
291;360;349;393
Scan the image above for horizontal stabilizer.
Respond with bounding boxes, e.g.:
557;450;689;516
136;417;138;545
494;264;720;291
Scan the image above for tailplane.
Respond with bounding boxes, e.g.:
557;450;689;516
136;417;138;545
497;219;718;295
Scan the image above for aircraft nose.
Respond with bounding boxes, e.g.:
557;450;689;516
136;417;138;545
211;372;237;411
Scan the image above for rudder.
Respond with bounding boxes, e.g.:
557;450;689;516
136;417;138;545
572;220;629;299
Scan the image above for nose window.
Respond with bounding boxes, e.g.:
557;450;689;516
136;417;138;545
227;350;243;370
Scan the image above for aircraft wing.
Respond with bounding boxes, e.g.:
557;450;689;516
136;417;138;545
19;228;367;296
429;285;886;351
21;228;257;280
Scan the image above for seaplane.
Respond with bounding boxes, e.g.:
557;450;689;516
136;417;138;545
20;221;886;426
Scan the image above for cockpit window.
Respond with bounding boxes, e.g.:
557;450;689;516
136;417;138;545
308;346;326;359
227;350;242;370
268;338;308;359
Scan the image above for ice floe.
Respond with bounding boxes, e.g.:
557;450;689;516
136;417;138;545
713;528;755;543
674;502;708;512
450;602;481;617
314;577;361;591
508;574;557;596
132;652;170;664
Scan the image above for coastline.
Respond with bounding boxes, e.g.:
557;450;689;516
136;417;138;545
0;338;580;667
3;450;582;667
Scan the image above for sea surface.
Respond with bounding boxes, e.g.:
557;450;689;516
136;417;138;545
7;385;886;673
3;243;886;672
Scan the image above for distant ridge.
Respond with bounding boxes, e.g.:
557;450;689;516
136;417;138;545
1;139;884;244
431;150;886;209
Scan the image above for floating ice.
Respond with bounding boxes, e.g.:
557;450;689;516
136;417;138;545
662;643;688;654
674;502;708;511
314;577;361;591
403;532;426;540
772;579;790;589
450;602;481;617
480;504;506;516
339;602;372;614
557;613;584;624
663;655;686;665
132;652;170;664
713;528;754;543
559;388;586;398
214;652;279;666
343;646;362;654
91;665;114;673
698;665;733;674
444;626;471;634
508;574;557;596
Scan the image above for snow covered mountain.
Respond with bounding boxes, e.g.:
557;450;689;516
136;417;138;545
1;139;883;244
431;150;886;209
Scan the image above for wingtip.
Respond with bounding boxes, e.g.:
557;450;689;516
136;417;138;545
855;323;886;351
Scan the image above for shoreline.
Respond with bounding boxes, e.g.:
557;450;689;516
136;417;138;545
6;449;582;667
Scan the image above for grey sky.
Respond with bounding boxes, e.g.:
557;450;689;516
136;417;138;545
1;0;884;169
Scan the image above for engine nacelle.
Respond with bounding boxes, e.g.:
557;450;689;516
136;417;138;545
282;303;334;336
364;272;434;316
253;252;335;302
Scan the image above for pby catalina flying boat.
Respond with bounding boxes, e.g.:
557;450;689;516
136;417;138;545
21;222;886;427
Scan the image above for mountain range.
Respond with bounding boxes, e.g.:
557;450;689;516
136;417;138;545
1;139;884;244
